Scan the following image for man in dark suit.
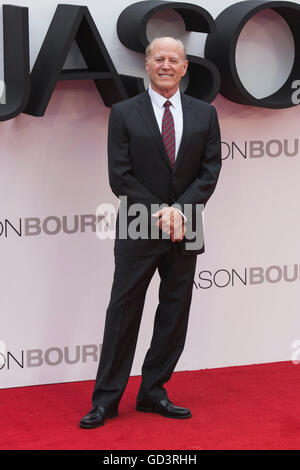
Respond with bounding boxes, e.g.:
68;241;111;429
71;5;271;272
80;37;221;429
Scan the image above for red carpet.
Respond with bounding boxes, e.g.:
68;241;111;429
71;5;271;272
1;361;300;450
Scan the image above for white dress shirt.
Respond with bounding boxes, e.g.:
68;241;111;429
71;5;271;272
148;85;183;160
148;85;186;222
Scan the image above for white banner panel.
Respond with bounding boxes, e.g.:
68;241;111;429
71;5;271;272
1;0;300;388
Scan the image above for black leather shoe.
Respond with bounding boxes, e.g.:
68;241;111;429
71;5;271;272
79;406;118;429
136;399;191;419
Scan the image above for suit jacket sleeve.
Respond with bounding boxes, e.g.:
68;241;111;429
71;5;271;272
175;105;222;208
108;105;162;210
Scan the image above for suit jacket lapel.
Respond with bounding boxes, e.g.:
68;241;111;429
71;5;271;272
137;91;173;171
174;92;193;171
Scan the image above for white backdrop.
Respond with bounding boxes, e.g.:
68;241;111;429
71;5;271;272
1;0;300;388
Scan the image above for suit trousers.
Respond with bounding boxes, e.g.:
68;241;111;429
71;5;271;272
92;245;197;408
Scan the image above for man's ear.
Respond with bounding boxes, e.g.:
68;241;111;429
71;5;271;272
182;60;188;77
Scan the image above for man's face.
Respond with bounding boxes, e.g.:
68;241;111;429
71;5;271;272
145;39;188;97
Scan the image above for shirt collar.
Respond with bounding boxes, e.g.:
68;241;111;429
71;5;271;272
148;84;181;110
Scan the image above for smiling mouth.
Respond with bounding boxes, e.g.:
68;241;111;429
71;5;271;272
158;74;173;77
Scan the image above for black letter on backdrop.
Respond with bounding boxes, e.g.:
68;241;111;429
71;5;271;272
117;0;220;102
24;4;128;116
205;0;300;108
0;5;30;121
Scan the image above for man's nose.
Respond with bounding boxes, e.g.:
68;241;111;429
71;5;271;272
161;60;171;68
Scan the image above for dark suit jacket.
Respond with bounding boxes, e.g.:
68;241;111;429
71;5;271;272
107;90;222;256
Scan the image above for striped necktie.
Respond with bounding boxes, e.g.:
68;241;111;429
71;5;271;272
162;100;175;168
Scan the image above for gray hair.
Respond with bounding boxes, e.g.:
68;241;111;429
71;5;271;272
145;37;187;61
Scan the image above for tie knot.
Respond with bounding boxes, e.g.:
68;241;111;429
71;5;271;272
164;100;172;109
